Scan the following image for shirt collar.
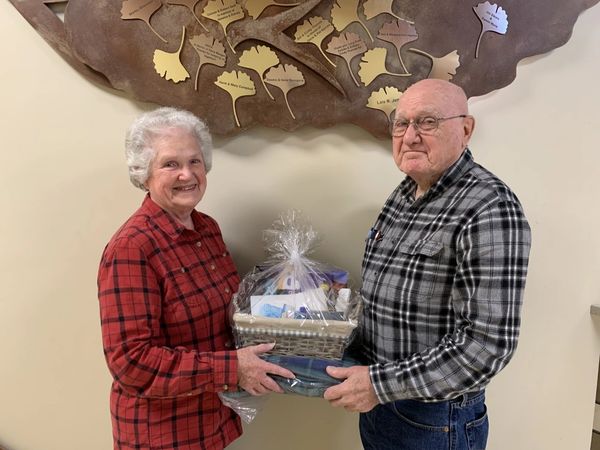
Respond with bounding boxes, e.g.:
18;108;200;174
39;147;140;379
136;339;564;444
140;194;199;240
399;148;474;202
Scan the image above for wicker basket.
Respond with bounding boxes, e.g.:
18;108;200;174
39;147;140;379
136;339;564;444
232;312;357;359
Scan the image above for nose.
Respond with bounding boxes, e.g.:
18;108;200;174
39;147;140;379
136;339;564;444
401;121;421;144
177;165;193;180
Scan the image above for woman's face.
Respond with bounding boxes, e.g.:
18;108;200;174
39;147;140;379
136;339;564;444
145;127;207;220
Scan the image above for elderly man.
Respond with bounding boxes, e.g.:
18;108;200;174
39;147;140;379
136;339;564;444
324;79;531;450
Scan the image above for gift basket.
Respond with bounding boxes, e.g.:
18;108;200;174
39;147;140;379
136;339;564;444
220;210;362;423
230;210;361;359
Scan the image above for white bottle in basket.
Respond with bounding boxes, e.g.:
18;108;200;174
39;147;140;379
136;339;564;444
335;288;351;315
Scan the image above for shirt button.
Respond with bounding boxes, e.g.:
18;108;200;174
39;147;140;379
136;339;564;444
223;384;229;391
225;340;232;348
224;287;230;294
210;264;216;270
195;241;202;247
222;252;227;257
180;267;186;273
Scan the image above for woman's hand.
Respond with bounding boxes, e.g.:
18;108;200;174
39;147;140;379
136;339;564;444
236;343;295;396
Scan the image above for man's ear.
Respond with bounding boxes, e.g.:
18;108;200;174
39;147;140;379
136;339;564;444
462;115;475;146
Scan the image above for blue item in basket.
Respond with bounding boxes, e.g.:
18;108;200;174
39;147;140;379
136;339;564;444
258;303;283;318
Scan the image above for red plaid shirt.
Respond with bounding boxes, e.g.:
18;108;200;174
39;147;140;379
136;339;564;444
97;195;242;449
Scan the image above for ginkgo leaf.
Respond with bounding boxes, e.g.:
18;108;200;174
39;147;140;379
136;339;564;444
363;0;413;24
238;45;280;100
166;0;209;32
473;1;508;58
214;70;256;127
366;86;402;124
121;0;166;43
377;19;417;74
244;0;300;19
264;64;305;119
331;0;373;42
153;27;190;83
189;33;227;91
294;16;337;67
358;47;410;86
409;48;460;81
202;0;245;53
326;32;367;86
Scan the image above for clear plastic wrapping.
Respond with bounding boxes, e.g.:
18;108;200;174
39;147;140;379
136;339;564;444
220;210;362;422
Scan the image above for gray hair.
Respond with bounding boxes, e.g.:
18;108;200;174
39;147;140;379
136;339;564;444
125;107;213;191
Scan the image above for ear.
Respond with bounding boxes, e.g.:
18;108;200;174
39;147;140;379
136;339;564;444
462;115;475;146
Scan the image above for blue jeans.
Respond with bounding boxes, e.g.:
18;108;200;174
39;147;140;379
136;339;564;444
359;391;489;450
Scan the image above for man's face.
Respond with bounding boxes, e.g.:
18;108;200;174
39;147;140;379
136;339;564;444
392;86;473;186
145;127;207;219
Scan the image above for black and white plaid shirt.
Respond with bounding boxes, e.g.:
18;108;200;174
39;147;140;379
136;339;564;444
359;149;531;403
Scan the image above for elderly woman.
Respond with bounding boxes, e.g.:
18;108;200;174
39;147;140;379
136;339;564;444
97;107;293;450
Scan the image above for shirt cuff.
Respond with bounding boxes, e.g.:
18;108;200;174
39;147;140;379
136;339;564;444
209;350;238;393
369;363;406;404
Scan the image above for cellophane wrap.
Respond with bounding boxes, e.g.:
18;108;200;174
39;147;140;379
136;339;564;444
220;210;362;423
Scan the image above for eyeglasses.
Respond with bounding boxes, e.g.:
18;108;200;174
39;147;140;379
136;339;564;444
390;115;467;137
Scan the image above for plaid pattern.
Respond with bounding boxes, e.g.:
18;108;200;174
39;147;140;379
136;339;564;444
97;195;242;449
360;149;531;403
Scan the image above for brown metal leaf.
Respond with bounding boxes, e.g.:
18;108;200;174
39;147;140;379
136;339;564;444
189;33;227;90
409;48;460;81
473;1;509;58
362;0;413;23
264;64;305;119
166;0;209;31
377;19;417;74
358;47;410;86
153;27;190;83
331;0;373;42
120;0;166;43
294;16;337;67
202;0;245;53
326;32;367;86
238;45;280;99
214;70;256;127
366;86;402;124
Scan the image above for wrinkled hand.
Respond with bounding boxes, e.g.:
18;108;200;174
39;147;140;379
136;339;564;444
236;343;295;396
323;365;379;413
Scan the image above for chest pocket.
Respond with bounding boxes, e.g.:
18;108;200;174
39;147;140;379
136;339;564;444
398;239;444;257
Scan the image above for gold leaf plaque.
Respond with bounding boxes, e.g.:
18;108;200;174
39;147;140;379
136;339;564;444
214;70;256;127
238;45;280;100
363;0;413;23
121;0;167;43
202;0;246;53
326;32;367;86
366;86;402;124
189;33;227;91
294;16;337;67
244;0;300;20
358;47;410;86
409;48;460;81
331;0;373;42
264;64;306;120
153;26;190;83
473;1;509;58
166;0;209;31
377;19;417;74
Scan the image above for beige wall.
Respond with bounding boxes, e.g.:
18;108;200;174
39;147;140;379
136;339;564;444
1;3;600;450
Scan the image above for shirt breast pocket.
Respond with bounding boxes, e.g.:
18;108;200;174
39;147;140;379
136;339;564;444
164;264;225;311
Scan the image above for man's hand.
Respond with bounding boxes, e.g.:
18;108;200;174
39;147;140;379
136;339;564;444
236;343;295;396
323;365;379;412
